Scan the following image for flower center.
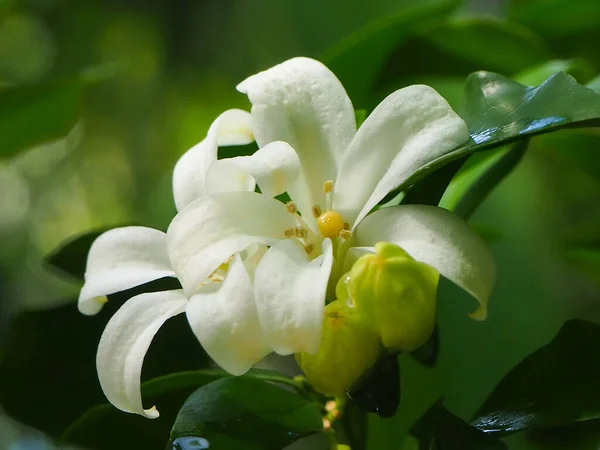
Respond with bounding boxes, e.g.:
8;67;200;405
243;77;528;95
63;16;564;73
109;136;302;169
317;211;344;239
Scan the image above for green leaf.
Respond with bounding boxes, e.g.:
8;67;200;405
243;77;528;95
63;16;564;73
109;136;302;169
0;80;80;158
409;324;439;368
472;319;600;435
322;0;457;107
423;17;549;75
348;354;400;418
563;246;600;288
515;59;596;86
354;109;367;128
509;0;600;36
524;419;600;449
396;71;600;194
588;75;600;94
408;401;507;450
62;369;297;450
0;295;206;439
439;140;528;219
169;377;323;450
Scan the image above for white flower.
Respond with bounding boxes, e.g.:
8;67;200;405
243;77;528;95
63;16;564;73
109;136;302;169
78;56;496;419
77;109;271;418
168;57;495;360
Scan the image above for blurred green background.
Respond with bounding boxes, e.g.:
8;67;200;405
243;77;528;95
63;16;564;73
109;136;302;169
1;0;600;448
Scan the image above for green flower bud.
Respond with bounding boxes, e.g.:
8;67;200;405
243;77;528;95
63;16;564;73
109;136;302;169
296;300;380;396
344;242;439;352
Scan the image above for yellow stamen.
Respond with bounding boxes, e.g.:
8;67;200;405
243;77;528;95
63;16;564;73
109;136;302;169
296;227;309;239
304;243;315;255
286;201;297;214
284;228;296;238
323;180;334;193
312;205;322;218
317;210;345;239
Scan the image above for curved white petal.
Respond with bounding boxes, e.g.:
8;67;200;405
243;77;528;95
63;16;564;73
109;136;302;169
238;57;356;208
167;191;297;296
333;85;470;227
173;109;254;212
355;205;495;320
186;255;271;375
78;227;175;316
96;290;187;418
254;238;334;355
206;141;300;198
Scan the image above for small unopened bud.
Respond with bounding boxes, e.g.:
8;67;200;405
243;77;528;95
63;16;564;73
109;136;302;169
345;242;439;351
296;300;379;396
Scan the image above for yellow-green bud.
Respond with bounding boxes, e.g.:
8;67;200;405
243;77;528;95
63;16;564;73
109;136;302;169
296;300;379;396
345;242;439;351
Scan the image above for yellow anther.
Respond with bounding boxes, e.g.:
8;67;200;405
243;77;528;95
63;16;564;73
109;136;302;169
286;202;297;214
343;222;350;230
312;205;322;218
339;229;352;240
317;210;345;239
323;180;334;194
296;227;309;239
304;243;315;255
284;228;296;238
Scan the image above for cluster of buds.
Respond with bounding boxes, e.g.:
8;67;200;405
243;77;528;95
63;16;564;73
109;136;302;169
297;242;440;396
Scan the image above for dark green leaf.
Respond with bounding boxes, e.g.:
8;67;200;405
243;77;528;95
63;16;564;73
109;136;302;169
588;76;600;94
396;71;600;194
472;319;600;435
409;401;507;450
340;401;368;450
0;80;81;158
410;324;439;367
524;419;600;449
322;0;457;107
423;17;550;75
401;158;466;207
61;369;296;450
168;377;322;450
509;0;600;36
0;294;206;438
348;353;400;418
563;246;600;288
439;140;528;219
355;109;367;128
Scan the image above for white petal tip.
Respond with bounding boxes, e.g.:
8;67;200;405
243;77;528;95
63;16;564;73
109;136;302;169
468;306;488;321
143;406;160;419
78;296;107;316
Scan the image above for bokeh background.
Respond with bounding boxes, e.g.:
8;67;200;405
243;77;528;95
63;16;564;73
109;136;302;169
1;0;600;448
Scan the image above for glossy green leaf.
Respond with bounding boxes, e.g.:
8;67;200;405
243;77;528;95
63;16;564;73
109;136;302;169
408;401;507;450
515;59;596;86
169;377;323;450
396;71;600;194
348;354;400;418
322;0;457;107
472;320;600;435
0;292;205;438
0;80;80;158
439;140;528;219
62;369;298;450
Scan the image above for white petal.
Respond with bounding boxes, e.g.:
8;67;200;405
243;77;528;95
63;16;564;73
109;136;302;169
355;205;495;320
173;109;254;211
96;290;187;418
206;141;300;198
167;191;297;296
186;256;271;375
333;85;470;227
254;238;334;355
78;227;175;316
238;57;356;208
